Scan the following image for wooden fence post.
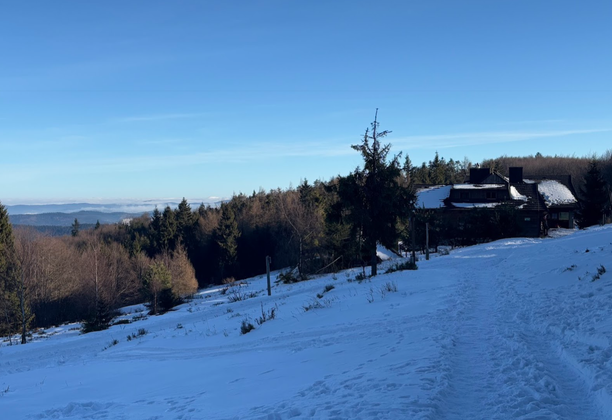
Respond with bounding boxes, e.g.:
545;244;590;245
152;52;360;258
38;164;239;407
266;256;272;296
426;222;430;261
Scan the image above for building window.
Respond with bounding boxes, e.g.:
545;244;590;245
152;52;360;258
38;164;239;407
559;212;570;221
524;217;531;221
551;213;558;220
486;191;497;199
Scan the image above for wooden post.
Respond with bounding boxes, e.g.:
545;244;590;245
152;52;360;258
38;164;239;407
266;256;272;296
426;222;430;261
411;215;416;265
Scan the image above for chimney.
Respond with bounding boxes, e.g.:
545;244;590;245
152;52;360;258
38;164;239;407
509;167;523;184
469;167;491;183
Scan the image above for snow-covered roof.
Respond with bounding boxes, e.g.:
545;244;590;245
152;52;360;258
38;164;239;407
452;184;506;190
537;180;577;206
416;185;451;209
509;186;528;201
450;202;500;208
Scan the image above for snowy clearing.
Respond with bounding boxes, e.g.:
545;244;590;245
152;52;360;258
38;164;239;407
416;185;451;209
2;226;612;419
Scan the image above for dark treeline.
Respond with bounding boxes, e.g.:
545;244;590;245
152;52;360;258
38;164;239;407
409;150;612;191
482;151;612;193
409;152;472;185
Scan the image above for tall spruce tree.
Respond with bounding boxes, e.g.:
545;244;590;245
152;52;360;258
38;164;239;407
175;198;196;247
215;202;240;279
160;206;177;251
71;218;80;237
149;207;163;255
343;110;414;276
577;160;611;228
0;202;19;341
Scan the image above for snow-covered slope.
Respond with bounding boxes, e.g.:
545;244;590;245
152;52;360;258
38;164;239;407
2;226;612;419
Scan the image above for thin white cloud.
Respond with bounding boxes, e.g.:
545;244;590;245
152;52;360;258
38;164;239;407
114;113;208;123
4;128;607;179
136;138;186;146
496;119;566;126
0;139;355;179
392;128;611;150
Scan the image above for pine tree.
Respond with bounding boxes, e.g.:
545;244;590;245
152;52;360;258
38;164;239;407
160;206;177;251
149;207;163;255
343;110;414;276
142;261;172;315
577;160;611;228
428;152;446;184
0;202;20;341
215;203;240;279
175;198;196;247
71;218;80;237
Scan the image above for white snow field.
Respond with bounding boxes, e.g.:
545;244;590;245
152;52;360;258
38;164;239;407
2;226;612;419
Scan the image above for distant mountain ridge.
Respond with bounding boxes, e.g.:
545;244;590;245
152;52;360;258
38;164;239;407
5;199;225;227
9;210;143;227
5;198;224;216
6;202;181;215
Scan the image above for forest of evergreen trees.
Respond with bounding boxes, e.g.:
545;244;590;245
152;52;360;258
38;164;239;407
1;128;611;343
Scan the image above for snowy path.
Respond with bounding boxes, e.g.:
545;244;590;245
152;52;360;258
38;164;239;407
441;267;499;419
435;249;604;419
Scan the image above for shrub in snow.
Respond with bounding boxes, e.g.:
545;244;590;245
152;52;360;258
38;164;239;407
220;277;237;295
223;277;236;285
127;328;148;341
382;281;398;293
354;272;367;282
240;319;255;335
255;303;277;326
592;265;607;281
367;287;375;303
158;288;183;314
385;260;418;274
103;339;119;350
82;302;119;334
227;288;258;303
378;282;399;299
317;284;335;299
131;313;148;322
303;299;325;312
277;269;299;284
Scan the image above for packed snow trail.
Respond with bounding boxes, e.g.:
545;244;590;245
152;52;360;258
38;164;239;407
438;266;500;418
434;247;603;419
2;227;612;419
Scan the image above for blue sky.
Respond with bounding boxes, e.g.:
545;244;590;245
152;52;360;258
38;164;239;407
1;0;610;203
